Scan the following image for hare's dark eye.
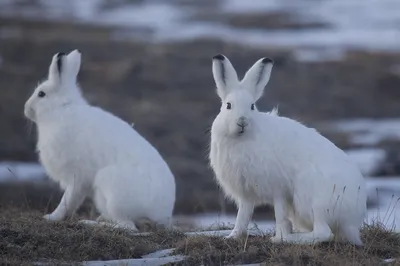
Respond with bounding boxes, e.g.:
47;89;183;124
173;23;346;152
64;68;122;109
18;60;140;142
38;91;46;98
251;104;255;110
226;102;232;110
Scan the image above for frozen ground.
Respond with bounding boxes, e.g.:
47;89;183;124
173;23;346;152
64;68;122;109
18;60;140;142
321;119;400;146
0;161;46;181
346;148;386;176
0;0;399;60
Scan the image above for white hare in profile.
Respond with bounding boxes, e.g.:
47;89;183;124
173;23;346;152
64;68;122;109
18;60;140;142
209;54;367;245
24;50;176;231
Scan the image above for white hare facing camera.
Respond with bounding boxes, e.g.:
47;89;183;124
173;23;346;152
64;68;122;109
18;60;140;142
24;50;176;231
209;54;367;245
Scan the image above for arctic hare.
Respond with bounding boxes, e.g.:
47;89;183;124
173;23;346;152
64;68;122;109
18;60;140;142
24;50;176;230
209;54;367;245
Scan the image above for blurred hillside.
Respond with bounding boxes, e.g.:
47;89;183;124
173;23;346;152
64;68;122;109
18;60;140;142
1;0;400;214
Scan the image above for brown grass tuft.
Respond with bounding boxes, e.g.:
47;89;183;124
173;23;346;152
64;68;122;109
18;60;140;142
174;226;400;266
0;208;185;265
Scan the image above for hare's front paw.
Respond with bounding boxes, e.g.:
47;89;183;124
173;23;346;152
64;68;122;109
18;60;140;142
270;235;285;243
43;212;64;221
224;230;245;239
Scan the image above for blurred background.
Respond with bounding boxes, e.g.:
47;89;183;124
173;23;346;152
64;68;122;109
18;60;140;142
0;0;399;232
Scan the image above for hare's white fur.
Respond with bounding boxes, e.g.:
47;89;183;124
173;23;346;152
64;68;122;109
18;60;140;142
209;54;367;245
24;50;176;230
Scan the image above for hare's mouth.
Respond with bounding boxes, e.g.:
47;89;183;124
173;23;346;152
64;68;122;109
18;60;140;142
237;123;248;134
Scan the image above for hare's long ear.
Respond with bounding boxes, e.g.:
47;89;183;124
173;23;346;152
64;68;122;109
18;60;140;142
241;57;274;101
48;49;81;86
212;54;239;100
64;49;81;85
48;52;66;85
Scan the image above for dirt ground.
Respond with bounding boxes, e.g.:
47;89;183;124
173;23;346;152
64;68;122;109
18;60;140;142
0;207;399;265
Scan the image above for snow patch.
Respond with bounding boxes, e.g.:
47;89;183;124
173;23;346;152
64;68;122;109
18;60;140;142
345;148;386;176
82;255;187;266
0;161;46;182
322;119;400;146
0;0;399;53
293;48;346;63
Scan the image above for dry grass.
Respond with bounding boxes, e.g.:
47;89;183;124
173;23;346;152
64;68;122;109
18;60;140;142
0;208;185;265
173;224;400;266
0;207;399;266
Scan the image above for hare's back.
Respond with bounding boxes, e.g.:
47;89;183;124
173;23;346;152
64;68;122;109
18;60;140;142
46;106;157;165
84;106;154;152
260;115;358;176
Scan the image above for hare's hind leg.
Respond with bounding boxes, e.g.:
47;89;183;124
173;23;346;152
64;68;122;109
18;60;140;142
93;166;139;232
287;203;312;233
111;220;138;231
93;189;111;222
271;208;333;244
337;225;363;246
78;218;138;231
98;196;139;232
96;215;107;222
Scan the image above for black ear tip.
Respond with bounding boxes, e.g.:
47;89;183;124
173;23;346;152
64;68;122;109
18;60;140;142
57;52;66;58
213;54;225;61
76;49;81;53
262;57;274;64
56;52;66;73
